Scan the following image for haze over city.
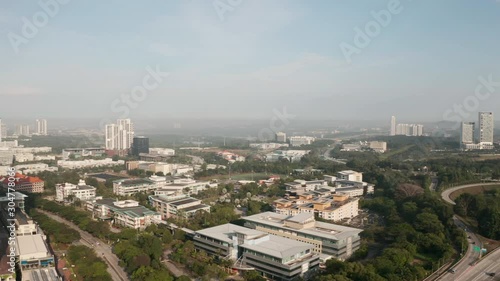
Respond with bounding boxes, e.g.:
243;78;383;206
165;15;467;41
1;2;500;281
2;0;500;122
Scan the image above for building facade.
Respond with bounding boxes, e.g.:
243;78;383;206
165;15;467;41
56;180;97;202
86;199;160;230
105;119;134;150
193;223;320;281
478;112;494;145
243;212;362;261
149;193;210;219
35;119;48;135
132;136;149;156
0;173;44;193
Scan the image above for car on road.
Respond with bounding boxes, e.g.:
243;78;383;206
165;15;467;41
487;272;495;277
449;268;456;273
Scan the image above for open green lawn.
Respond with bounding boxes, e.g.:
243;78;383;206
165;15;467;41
380;145;415;160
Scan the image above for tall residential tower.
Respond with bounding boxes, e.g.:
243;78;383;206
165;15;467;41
478;112;494;145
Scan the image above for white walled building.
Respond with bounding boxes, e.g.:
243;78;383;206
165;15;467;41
276;132;287;143
149;148;175;156
105;119;134;150
15;163;58;175
336;170;363;182
478;112;494;145
369;141;387;153
13;153;34;163
86;199;160;230
56;179;97;202
289;136;315;147
35;119;48;135
57;158;124;169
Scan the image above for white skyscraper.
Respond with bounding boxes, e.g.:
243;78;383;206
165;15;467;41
461;122;475;145
105;124;117;150
390;116;396;136
36;119;48;135
478;112;494;145
16;125;30;136
105;119;134;150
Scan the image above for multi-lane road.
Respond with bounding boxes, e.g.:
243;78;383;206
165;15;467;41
441;182;500;205
437;216;482;281
37;209;129;281
437;183;500;281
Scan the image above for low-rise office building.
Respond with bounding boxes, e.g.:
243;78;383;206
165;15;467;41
193;223;319;281
149;194;210;219
0;173;44;193
265;150;310;163
15;163;58;175
16;234;54;270
57;158;124;169
86;199;160;230
274;195;359;222
289;136;315;147
62;148;106;160
243;212;362;261
55;179;97;202
112;178;157;196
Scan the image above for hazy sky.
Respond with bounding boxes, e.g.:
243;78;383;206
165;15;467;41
1;0;500;122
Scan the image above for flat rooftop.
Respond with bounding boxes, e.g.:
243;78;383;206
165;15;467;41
181;204;210;213
240;234;313;260
16;234;49;257
22;267;59;281
115;178;153;186
169;198;199;206
243;212;362;241
88;173;127;181
195;223;265;244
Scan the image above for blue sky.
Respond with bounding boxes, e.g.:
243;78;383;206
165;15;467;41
1;0;500;122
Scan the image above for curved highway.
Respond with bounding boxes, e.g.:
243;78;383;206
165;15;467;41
438;182;500;281
441;182;500;205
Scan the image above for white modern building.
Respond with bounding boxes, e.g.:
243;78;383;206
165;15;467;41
13;153;34;163
249;143;289;150
105;119;134;150
289;136;315;147
390;116;396;136
16;125;31;136
57;158;124;169
276;132;287;143
15;163;58;175
86;198;160;230
35;119;48;135
461;122;475;147
149;193;210;219
265;150;310;162
56;179;97;202
193;223;320;280
243;212;363;261
149;148;175;156
478;112;494;145
368;141;387;153
336;170;363;182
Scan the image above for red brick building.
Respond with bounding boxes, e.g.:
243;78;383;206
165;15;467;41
1;173;45;193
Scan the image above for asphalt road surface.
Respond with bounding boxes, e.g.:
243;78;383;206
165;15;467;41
37;209;129;281
441;183;500;205
452;248;500;281
437;216;482;281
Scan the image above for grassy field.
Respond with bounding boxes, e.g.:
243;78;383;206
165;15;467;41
449;185;500;201
379;145;415;160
